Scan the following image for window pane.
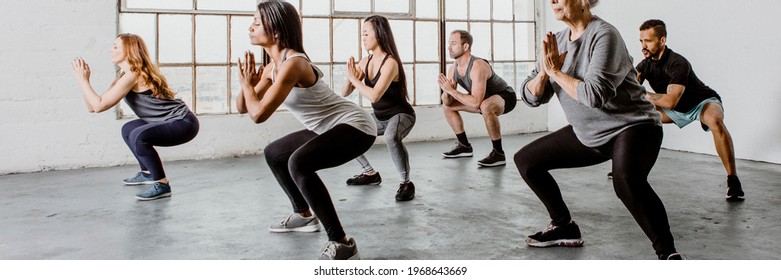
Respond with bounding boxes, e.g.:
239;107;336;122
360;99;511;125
159;15;193;63
231;16;262;64
195;66;229;114
445;0;467;20
469;0;490;20
333;19;359;62
516;62;534;99
303;18;331;63
334;0;370;13
333;64;360;105
389;20;413;63
196;15;228;64
230;66;240;113
514;0;534;21
376;0;410;14
119;13;157;62
415;0;439;19
515;22;535;60
126;0;193;10
283;0;300;12
302;0;331;16
415;21;438;62
493;62;515;95
493;22;514;61
415;63;441;105
494;0;514;21
469;22;491;59
197;0;256;11
403;63;414;104
161;67;194;110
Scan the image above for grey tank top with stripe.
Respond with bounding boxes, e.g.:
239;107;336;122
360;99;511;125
453;55;515;97
273;51;376;136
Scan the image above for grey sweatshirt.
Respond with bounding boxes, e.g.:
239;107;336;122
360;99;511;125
522;16;661;147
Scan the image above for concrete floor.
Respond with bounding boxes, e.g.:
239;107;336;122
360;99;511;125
1;132;780;260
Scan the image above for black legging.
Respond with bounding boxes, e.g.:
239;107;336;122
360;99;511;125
120;111;199;180
514;124;676;256
264;124;376;241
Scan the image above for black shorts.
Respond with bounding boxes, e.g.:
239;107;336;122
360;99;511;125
487;90;516;115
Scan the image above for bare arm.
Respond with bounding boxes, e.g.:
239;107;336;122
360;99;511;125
348;56;399;103
438;60;490;110
645;84;685;109
71;58;134;113
239;53;309;124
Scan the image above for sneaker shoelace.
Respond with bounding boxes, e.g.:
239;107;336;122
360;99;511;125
542;223;558;233
280;214;295;227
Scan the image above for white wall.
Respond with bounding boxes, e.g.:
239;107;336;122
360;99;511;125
0;0;547;175
541;0;781;164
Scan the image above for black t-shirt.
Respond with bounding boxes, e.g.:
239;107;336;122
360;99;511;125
636;47;721;113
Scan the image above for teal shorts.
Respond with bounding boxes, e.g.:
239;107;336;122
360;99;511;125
661;97;722;132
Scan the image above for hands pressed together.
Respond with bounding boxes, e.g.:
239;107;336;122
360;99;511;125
345;56;364;85
541;32;567;76
238;51;263;89
437;73;457;95
71;57;91;83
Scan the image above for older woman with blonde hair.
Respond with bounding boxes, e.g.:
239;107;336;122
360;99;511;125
515;0;683;259
71;33;199;201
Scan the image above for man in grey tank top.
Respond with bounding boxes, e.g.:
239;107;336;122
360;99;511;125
438;30;518;167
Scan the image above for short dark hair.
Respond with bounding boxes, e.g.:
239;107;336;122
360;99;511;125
450;30;473;48
640;19;667;38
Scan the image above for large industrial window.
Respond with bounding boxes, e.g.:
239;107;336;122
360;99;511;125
116;0;537;116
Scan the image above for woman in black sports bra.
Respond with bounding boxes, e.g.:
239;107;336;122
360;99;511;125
341;15;417;202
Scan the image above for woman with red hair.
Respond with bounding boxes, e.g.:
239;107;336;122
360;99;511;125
71;33;199;201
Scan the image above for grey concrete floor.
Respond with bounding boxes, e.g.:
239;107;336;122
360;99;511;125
1;133;780;260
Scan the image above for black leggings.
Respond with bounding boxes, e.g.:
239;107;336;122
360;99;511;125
120;112;199;180
264;124;376;241
514;124;676;256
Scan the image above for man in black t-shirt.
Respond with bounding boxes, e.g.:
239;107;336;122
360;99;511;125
636;19;744;201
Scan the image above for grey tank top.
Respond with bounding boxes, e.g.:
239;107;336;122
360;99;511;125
453;56;514;97
123;90;190;122
273;51;376;136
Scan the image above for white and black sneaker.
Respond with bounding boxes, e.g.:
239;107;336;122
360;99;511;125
477;150;506;167
442;142;473;158
526;221;585;248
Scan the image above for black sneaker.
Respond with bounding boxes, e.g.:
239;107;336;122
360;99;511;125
526;221;585;248
607;172;613;179
477;150;506;167
395;181;415;201
346;172;382;185
726;175;745;202
442;142;473;158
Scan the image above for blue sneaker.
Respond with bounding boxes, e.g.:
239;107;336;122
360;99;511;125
123;171;155;185
135;182;172;201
